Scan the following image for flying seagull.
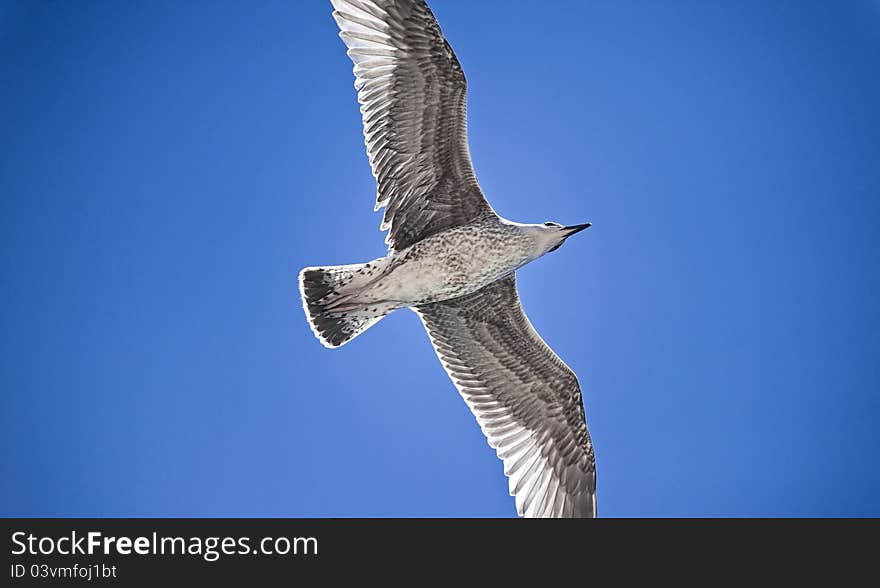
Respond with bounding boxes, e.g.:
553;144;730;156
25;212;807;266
300;0;597;518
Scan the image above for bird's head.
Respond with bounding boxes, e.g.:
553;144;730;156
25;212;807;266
529;221;592;255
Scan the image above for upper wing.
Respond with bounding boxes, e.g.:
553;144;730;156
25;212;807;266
416;276;597;517
331;0;494;251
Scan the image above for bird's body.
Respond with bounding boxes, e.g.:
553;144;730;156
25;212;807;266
300;0;598;517
317;217;564;311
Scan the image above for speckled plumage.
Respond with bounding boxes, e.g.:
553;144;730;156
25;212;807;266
299;0;597;518
355;216;543;306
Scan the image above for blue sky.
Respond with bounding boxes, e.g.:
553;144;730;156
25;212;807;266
2;0;878;517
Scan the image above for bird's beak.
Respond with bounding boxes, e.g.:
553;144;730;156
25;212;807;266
563;222;592;236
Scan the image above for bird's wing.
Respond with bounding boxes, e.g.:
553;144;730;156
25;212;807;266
331;0;494;251
416;275;597;518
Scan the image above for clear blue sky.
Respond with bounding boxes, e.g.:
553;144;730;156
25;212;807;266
2;1;879;517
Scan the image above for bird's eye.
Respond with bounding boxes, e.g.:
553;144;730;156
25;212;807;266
543;222;558;227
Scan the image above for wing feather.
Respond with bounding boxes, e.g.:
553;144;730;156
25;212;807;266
416;275;597;518
331;0;493;251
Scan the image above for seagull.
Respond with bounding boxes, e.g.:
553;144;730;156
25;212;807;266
300;0;597;518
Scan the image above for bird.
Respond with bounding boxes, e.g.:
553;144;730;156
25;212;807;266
300;0;597;518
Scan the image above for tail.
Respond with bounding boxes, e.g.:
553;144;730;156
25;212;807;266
298;263;391;348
